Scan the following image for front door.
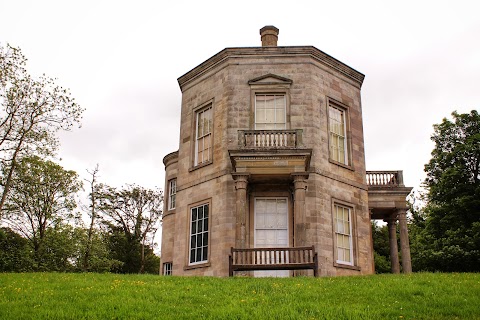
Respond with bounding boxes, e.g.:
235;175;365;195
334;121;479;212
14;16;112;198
254;197;289;277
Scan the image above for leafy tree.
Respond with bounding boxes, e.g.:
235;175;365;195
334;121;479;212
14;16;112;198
0;43;84;214
98;184;162;273
1;156;82;270
0;227;32;272
417;110;480;272
371;221;391;273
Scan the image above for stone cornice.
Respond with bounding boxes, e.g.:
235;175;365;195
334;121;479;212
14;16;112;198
162;150;179;167
177;46;365;91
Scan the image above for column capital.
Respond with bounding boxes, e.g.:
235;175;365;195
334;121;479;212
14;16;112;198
232;173;249;190
397;208;408;220
232;172;250;181
291;172;309;190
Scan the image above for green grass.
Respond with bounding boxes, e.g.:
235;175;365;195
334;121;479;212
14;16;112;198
0;273;479;319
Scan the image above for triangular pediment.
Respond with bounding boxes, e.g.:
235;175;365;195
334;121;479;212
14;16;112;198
248;73;293;85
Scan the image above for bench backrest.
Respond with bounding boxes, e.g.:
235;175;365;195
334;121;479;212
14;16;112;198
231;246;316;266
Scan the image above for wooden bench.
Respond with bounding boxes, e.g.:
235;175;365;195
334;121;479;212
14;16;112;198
229;246;318;277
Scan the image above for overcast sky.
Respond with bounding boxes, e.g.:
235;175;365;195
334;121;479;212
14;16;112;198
1;0;479;195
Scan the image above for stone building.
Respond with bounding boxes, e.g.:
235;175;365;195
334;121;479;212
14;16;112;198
161;26;412;277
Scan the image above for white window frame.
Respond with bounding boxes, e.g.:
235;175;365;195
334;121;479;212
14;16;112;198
334;204;354;266
189;203;209;265
254;94;286;130
194;106;213;166
328;103;349;166
163;262;172;275
168;179;176;210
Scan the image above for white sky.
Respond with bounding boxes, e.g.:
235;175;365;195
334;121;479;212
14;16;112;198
1;0;479;194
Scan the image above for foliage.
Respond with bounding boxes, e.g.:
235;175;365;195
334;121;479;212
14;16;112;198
98;184;162;274
0;43;84;213
411;110;480;272
1;156;82;270
1;273;480;319
0;227;32;272
371;222;391;273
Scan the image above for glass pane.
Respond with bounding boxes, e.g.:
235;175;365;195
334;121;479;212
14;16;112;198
196;247;202;261
274;95;285;108
191;235;196;248
192;208;197;221
192;220;196;234
276;108;285;123
265;95;275;109
204;218;208;231
198;219;203;232
198;206;203;219
203;233;208;246
203;246;208;260
190;249;195;263
338;248;344;261
265;109;275;123
345;249;351;262
204;205;208;217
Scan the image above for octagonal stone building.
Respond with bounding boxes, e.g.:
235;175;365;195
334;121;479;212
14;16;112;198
161;26;412;277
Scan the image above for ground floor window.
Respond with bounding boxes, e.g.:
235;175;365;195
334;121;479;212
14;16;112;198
334;203;353;265
189;203;209;264
163;262;172;275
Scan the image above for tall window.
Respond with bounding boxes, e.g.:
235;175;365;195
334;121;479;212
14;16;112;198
255;94;286;129
195;106;212;166
329;105;348;165
168;179;176;210
189;203;209;264
334;204;353;265
163;262;172;275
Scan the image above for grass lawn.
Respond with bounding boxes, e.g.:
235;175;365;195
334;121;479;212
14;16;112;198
0;272;479;319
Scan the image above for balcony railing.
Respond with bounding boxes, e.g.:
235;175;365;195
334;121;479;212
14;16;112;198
366;170;404;188
238;129;303;149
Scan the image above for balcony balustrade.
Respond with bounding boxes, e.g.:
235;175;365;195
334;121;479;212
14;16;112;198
366;170;404;188
238;129;303;149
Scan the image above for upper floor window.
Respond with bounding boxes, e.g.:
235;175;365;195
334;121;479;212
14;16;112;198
195;106;212;166
168;179;176;210
328;103;349;165
255;94;286;129
189;203;209;265
334;204;354;265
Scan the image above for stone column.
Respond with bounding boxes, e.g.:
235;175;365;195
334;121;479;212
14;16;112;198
232;173;249;249
384;216;400;274
398;209;412;273
292;173;309;247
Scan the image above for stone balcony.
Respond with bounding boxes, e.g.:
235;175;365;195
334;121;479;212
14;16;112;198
366;170;412;219
237;129;304;149
229;129;311;179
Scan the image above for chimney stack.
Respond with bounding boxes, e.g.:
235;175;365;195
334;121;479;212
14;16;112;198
260;26;279;47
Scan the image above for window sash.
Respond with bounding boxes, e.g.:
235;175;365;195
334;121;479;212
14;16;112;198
255;94;286;130
329;106;348;165
189;204;209;264
195;107;212;165
334;204;353;265
168;179;176;210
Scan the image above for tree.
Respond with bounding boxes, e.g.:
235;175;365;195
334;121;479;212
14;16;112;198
371;221;392;273
0;43;84;214
1;156;82;269
98;184;162;273
418;110;480;272
82;164;100;271
0;227;32;272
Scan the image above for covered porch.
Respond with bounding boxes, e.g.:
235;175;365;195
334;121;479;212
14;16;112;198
367;171;413;273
